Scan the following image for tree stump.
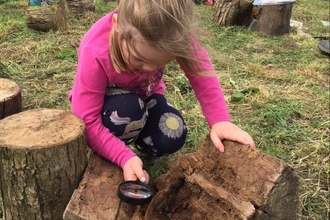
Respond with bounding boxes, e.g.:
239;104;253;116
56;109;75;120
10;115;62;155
254;2;294;36
213;0;254;26
25;1;67;32
0;78;22;119
66;0;95;13
0;108;88;220
145;136;300;220
63;153;141;220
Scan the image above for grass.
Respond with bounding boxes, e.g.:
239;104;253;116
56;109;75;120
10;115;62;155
0;0;329;219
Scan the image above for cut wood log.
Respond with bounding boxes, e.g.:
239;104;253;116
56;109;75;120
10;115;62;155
0;108;88;220
63;153;142;220
145;136;300;220
213;0;254;26
254;2;295;36
0;78;22;119
63;136;299;220
66;0;95;13
25;2;67;32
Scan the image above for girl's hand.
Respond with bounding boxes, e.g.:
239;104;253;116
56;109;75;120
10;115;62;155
123;156;150;183
210;121;255;153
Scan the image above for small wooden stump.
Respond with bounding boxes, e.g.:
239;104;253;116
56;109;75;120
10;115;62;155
0;108;88;219
26;3;67;32
0;78;22;119
254;2;295;36
63;153;141;220
146;137;300;220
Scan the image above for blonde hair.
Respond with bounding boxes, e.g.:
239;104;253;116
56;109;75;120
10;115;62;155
110;0;207;75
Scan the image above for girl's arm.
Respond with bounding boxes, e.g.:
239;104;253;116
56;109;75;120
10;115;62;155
70;47;136;168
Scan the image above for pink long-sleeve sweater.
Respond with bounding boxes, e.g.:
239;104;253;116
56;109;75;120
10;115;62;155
69;9;231;169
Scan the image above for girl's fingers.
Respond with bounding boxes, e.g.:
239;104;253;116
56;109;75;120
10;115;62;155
210;131;225;153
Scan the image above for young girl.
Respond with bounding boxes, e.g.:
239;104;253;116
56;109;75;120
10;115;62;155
69;0;255;184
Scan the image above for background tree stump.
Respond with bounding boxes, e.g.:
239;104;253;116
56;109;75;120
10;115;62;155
0;78;22;119
254;2;294;36
66;0;95;13
0;108;88;220
213;0;254;26
145;136;300;220
25;1;67;32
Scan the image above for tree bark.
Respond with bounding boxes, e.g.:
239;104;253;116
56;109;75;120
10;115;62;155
66;0;95;12
213;0;254;26
0;109;88;220
63;153;141;220
145;136;300;220
63;136;300;220
0;78;22;119
25;1;67;32
254;3;294;36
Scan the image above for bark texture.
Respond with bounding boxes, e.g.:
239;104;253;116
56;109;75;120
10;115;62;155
254;3;294;36
145;137;300;220
0;78;22;119
0;109;88;220
25;2;67;32
64;136;299;220
63;153;142;220
213;0;254;26
66;0;95;12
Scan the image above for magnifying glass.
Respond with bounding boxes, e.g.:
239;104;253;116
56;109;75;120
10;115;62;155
118;181;154;205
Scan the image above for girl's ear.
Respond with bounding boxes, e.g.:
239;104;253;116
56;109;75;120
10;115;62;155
112;13;120;33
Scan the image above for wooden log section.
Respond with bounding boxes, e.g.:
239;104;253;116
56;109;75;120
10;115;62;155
254;2;294;36
147;137;300;220
213;0;254;27
0;108;88;220
66;0;95;13
63;153;143;220
0;78;22;119
25;3;67;32
64;136;299;220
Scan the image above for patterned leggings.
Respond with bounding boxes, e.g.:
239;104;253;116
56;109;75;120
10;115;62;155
101;89;187;156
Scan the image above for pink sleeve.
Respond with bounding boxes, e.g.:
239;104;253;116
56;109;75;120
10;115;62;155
69;47;136;168
177;44;231;127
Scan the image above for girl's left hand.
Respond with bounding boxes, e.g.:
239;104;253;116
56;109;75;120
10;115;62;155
210;121;255;153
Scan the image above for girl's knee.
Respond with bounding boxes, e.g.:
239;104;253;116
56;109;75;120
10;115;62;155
135;109;187;156
101;91;148;140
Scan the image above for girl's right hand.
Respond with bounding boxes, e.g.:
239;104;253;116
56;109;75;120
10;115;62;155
123;156;149;183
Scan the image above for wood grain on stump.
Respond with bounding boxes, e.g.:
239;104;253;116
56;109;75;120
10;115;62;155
213;0;254;26
254;3;294;36
63;153;142;220
146;137;300;220
0;108;88;220
66;0;95;12
63;136;299;220
25;4;66;32
0;78;22;119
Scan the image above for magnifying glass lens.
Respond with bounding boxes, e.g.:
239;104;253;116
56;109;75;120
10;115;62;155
118;181;154;205
120;184;152;198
